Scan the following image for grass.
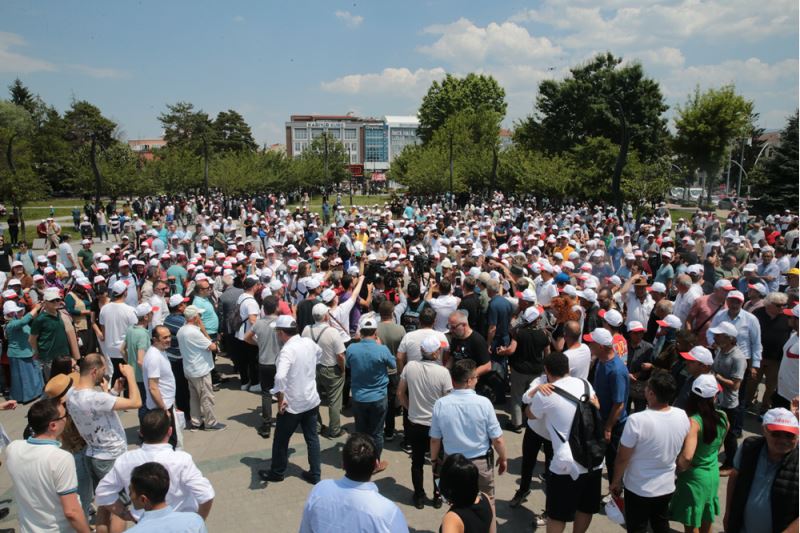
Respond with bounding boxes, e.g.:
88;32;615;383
287;193;393;213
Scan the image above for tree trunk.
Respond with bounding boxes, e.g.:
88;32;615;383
90;136;102;209
203;137;209;195
610;102;628;215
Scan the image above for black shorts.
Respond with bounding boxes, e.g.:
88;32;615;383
545;469;602;523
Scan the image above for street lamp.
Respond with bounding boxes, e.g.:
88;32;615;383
729;159;748;197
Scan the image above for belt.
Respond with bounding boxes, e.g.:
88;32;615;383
317;364;339;369
467;452;490;461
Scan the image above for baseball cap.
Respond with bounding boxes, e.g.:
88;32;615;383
358;316;378;331
599;309;623;328
577;288;597;303
135;303;156;317
43;288;62;301
691;374;720;399
627;320;646;332
270;315;297;330
168;294;189;307
747;282;768;296
709;321;738;338
726;290;745;302
93;275;106;284
321;288;337;303
312;303;329;321
714;279;734;291
784;304;800;318
183;305;202;319
560;284;577;297
522;306;543;324
787;268;800;277
521;288;537;303
3;301;24;315
583;328;613;346
111;280;128;295
680;346;713;366
656;314;682;329
648;282;667;294
554;273;570;284
420;335;442;355
762;408;800;435
305;277;321;290
1;289;17;300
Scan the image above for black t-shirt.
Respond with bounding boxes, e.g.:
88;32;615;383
509;327;549;375
450;331;490;367
458;293;481;331
0;244;12;272
296;298;317;335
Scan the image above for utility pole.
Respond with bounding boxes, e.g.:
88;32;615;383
448;132;454;208
736;137;746;198
323;132;329;185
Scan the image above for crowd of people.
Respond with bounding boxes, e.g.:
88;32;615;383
0;190;797;533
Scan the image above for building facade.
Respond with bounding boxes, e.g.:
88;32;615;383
128;138;167;160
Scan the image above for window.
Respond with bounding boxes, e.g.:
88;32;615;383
329;129;341;140
311;128;323;139
344;129;357;140
294;142;302;153
294;129;308;140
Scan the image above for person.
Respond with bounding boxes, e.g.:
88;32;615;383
709;321;746;475
426;279;460;332
122;302;154;423
397;334;452;509
528;351;602;533
5;398;91;533
163;294;191;424
95;409;214;526
299;433;409;533
562;320;591;380
447;310;492;379
723;407;799;533
346;315;396;471
438;453;494;533
259;315;322;485
125;462;208;532
142;326;184;449
430;359;507;506
609;372;690;533
65;279;94;355
673;345;714;409
625;320;654;413
397;307;449;370
3;300;44;403
246;295;283;438
377;300;406;443
299;302;346;439
233;277;261;391
774;304;799;410
177;306;224;431
99;280;138;385
669;374;729;533
750;292;791;412
29;287;78;380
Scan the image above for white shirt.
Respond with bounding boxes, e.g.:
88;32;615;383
521;375;550;439
536;279;558;306
271;335;321;414
400;359;452;425
531;376;602;479
397;329;449;365
6;438;78;533
672;288;699;323
67;388;127;459
428;294;460;332
778;332;799;402
143;346;176;409
177;324;214;378
235;293;260;340
564;343;591;380
625;291;655;326
302;323;346;367
149;294;168;326
99;301;138;359
619;407;690;497
95;443;215;521
330;296;357;343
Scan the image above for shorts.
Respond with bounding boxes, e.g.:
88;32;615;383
545;469;602;523
85;456;116;490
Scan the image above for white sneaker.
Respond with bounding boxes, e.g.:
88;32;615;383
249;384;262;393
240;383;250;391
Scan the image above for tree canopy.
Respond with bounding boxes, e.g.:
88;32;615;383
751;111;798;214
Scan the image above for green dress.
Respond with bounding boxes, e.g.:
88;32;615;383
669;411;728;527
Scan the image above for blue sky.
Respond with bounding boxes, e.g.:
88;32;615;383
1;0;797;146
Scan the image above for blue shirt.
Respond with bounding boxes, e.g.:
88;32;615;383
128;506;207;533
593;356;629;426
300;477;408;533
429;389;503;458
654;263;675;284
734;446;779;533
346;339;395;403
487;295;513;346
191;296;219;336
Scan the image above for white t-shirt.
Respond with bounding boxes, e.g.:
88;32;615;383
521;375;550;439
99;302;137;359
564;343;591;380
302;324;346;368
531;376;601;480
66;388;128;459
428;295;460;332
142;346;176;410
400;359;452;425
619;407;690;497
235;293;260;340
778;332;799;401
6;439;78;533
177;324;214;379
398;329;449;365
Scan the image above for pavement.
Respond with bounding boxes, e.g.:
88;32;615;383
0;353;759;532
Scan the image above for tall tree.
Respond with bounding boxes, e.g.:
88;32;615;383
159;102;215;193
751;111;798;214
673;85;753;205
8;79;35;114
291;134;349;189
212;110;258;153
417;73;506;144
63;101;117;208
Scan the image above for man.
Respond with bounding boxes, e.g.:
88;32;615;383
122;302;154;423
774;304;799;411
610;373;690;533
673;345;714;409
143;326;183;449
30;287;79;379
429;359;507;504
299;433;408;533
528;352;602;533
672;274;699;323
750;292;792;412
65;279;93;355
724;408;799;533
756;246;781;293
585;327;629;483
426;279;460;332
397;307;449;371
397;335;452;509
259;315;323;485
109;260;139;307
563;320;591;380
233;277;261;391
96;410;214;526
711;321;747;476
125;463;207;532
218;274;243;358
163;294;191;423
621;275;655;329
346;316;396;471
376;300;406;442
191;278;219;345
246;295;283;438
5;398;89;532
686;279;732;347
446;309;491;377
99;280;139;384
178;306;224;431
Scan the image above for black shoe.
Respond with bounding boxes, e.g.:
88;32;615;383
327;428;348;439
510;488;530;508
0;507;8;520
413;493;426;509
504;422;524;433
257;424;271;439
301;470;320;485
432;496;443;509
401;440;412;454
258;470;284;483
384;431;396;442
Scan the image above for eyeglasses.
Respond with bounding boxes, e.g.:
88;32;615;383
769;430;798;440
51;414;68;423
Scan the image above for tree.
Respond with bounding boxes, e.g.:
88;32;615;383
751;111;798;214
673;85;754;205
141;148;203;194
159;102;216;193
212;110;258;153
417;73;506;144
8;79;35;114
63;100;117;208
290;134;349;189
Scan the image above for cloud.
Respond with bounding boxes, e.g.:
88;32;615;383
67;64;130;79
321;67;447;95
335;10;363;28
418;18;561;68
233;15;245;23
0;31;56;73
633;47;685;68
663;57;798;99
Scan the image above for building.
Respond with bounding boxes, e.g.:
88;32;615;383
499;128;513;150
128;138;167;160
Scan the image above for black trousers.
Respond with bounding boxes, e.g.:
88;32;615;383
169;357;191;424
384;373;399;435
519;426;553;493
407;421;439;498
232;338;259;386
623;488;672;533
720;407;739;468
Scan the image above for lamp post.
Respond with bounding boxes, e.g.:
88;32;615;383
729;159;748;198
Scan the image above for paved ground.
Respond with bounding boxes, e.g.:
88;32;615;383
0;353;761;532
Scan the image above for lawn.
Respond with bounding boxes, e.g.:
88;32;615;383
287;193;392;213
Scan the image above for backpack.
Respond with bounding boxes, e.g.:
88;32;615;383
227;295;255;335
551;379;607;470
400;299;427;332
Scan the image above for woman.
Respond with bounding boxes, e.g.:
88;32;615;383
438;453;494;533
670;373;729;533
2;300;44;403
7;261;32;290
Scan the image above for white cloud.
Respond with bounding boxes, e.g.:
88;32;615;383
0;31;56;73
68;64;130;79
419;18;561;68
634;47;685;68
335;10;363;28
321;67;446;95
663;57;798;99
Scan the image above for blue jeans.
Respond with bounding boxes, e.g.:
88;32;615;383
352;397;388;458
269;406;321;481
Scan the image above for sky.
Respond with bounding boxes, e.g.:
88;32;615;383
1;0;797;146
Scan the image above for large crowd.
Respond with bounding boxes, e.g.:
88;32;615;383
0;190;797;533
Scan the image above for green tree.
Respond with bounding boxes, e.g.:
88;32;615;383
159;102;216;193
497;146;573;200
63;100;117;208
141;148;203;194
290;134;349;189
212;110;258;153
417;73;506;144
751;111;798;214
8;78;36;114
673;84;754;205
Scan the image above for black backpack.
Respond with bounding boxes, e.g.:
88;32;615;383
227;295;254;335
400;299;427;332
551;379;607;470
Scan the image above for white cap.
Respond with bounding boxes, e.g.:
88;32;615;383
560;284;577;297
656;314;682;329
583;328;613;346
521;306;543;324
358;316;378;330
747;282;768;296
691;374;720;399
312;303;329;321
183;305;202;319
169;294;189;307
3;301;24;315
43;287;62;301
627;320;645;332
648;282;667;294
600;309;624;328
521;288;537;303
680;346;713;366
762;408;800;434
111;280;128;295
135;303;155;317
305;277;321;290
321;288;337;303
577;288;597;303
709;321;738;338
714;279;734;291
420;335;443;355
270;315;297;329
726;290;745;302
